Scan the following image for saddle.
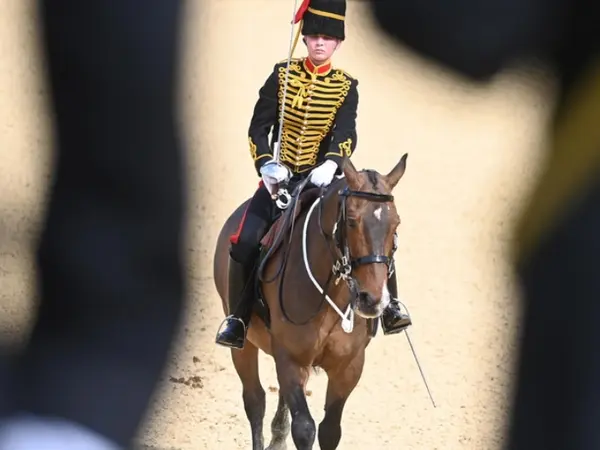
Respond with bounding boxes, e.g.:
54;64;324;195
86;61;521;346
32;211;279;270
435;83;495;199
259;186;322;253
250;183;320;328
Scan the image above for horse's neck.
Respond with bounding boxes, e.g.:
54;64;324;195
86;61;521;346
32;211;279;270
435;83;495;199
303;178;348;302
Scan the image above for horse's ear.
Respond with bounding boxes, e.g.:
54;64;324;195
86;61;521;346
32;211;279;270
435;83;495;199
385;153;408;189
342;157;361;187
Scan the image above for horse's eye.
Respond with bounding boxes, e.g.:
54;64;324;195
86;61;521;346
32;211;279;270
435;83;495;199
347;218;359;228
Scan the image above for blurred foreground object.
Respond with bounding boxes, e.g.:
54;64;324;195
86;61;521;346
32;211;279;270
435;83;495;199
367;1;600;449
0;0;188;448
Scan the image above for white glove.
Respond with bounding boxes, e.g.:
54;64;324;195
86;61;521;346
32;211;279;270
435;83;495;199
309;160;338;187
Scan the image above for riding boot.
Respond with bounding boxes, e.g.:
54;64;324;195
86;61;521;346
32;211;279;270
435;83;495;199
215;254;256;349
381;267;412;335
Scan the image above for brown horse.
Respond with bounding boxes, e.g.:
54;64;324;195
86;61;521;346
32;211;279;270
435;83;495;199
213;154;408;450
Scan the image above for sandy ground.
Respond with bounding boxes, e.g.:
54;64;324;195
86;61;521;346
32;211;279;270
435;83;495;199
0;1;557;449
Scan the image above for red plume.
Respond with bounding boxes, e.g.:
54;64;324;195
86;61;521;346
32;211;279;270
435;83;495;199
293;0;311;24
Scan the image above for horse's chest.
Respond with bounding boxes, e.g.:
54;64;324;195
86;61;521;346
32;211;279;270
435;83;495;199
312;330;364;368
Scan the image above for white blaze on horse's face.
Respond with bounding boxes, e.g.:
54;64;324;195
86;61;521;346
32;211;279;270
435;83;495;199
373;204;391;222
379;281;392;313
373;206;382;221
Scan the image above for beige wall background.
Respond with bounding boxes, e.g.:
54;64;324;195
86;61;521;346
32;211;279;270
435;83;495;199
0;0;556;448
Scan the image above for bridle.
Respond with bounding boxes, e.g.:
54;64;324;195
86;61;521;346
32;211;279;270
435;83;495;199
318;183;398;295
271;177;399;333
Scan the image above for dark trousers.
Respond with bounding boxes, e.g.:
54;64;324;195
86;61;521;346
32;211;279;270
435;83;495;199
229;172;311;265
0;0;187;447
230;183;276;265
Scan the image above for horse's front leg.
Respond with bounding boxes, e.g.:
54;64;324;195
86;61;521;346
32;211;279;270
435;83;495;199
318;349;366;450
231;341;266;450
266;391;290;450
274;346;315;450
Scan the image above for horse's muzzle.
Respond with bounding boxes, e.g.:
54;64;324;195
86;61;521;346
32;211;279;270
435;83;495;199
354;291;390;319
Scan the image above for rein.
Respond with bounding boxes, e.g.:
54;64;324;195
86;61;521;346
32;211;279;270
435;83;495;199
263;176;398;333
257;177;311;285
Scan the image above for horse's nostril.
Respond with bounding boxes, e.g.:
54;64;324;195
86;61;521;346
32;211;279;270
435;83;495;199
358;291;377;307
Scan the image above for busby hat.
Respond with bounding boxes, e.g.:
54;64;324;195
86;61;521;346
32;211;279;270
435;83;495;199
293;0;346;41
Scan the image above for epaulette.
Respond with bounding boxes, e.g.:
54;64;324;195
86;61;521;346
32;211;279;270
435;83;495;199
276;57;303;65
335;67;356;80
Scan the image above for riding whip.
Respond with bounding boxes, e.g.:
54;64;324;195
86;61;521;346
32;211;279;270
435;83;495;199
391;297;436;410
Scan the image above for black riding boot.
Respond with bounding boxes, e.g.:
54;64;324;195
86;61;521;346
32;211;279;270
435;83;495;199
381;268;412;335
215;255;256;349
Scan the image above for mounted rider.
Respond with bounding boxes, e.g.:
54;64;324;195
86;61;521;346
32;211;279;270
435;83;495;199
215;0;412;350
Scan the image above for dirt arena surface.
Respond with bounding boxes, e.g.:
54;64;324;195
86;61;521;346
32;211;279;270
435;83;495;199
1;1;557;449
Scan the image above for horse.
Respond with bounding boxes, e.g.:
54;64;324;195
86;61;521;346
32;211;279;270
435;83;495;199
212;153;409;450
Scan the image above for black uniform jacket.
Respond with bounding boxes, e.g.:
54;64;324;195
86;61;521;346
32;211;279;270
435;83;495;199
248;57;359;177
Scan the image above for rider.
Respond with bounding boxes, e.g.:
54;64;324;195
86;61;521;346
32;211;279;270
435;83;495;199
215;0;412;350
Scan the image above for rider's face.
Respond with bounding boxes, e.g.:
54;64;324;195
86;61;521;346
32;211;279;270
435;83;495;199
304;35;341;65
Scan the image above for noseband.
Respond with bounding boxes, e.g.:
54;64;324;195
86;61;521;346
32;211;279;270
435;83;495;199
319;184;398;290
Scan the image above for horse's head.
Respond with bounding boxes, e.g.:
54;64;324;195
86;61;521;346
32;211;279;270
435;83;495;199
326;154;408;319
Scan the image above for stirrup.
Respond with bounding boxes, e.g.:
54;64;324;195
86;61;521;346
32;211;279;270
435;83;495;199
381;299;412;336
381;319;411;335
389;297;407;311
216;315;247;333
215;315;248;349
381;316;412;335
